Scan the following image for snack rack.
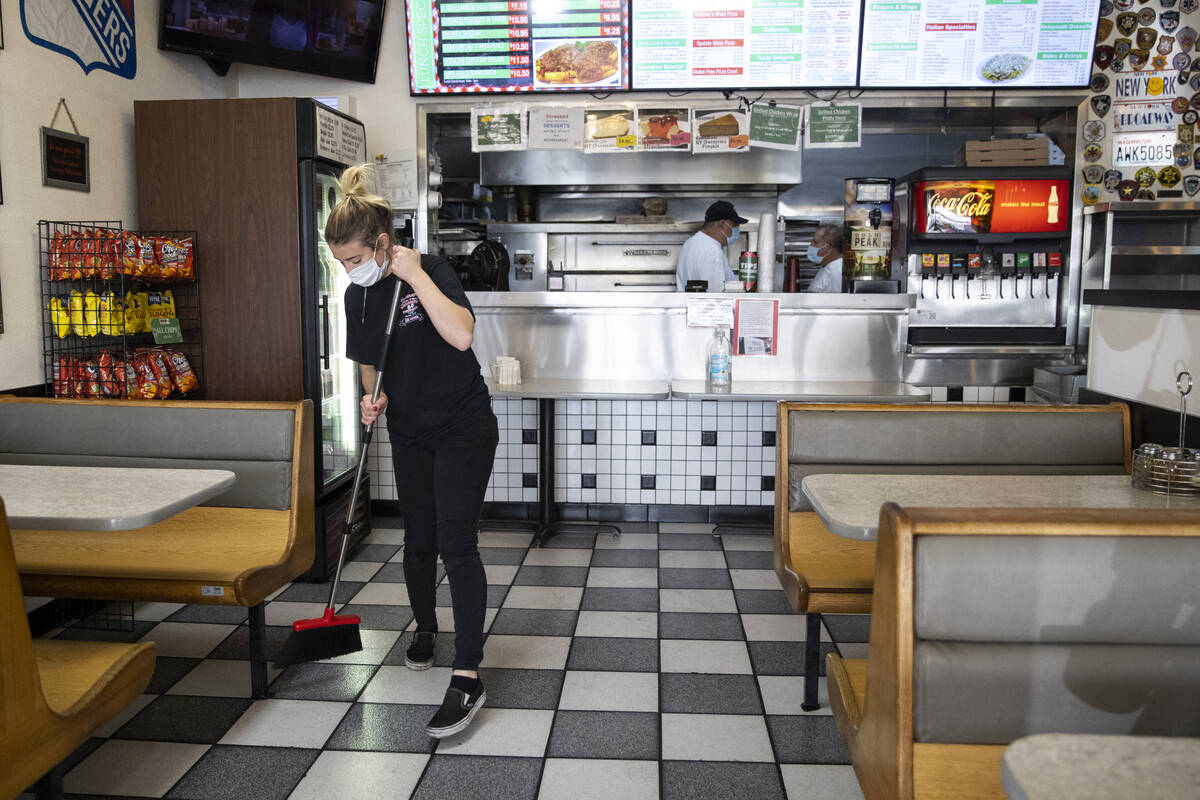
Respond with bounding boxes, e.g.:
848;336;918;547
37;220;205;400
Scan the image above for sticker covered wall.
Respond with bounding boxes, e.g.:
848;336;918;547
20;0;137;79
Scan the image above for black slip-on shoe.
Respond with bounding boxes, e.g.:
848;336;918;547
425;681;486;739
405;631;436;670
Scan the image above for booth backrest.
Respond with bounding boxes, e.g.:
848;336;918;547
0;399;295;510
910;525;1200;744
786;405;1130;511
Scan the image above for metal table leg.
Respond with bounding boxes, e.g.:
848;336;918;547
533;397;620;547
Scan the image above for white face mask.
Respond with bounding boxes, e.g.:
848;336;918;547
807;244;823;264
727;225;741;245
346;240;387;287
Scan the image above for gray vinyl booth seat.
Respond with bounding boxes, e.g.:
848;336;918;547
787;409;1129;511
913;535;1200;744
0;402;293;510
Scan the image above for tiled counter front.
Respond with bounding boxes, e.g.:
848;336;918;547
369;397;777;508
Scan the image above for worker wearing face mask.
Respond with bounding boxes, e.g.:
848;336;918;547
806;224;845;293
675;200;749;292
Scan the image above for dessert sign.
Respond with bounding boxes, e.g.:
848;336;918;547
637;108;691;151
692;108;748;153
584;108;637;152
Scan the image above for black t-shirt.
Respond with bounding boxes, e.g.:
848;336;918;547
345;255;490;440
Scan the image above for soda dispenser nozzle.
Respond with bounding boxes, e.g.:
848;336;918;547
869;206;882;230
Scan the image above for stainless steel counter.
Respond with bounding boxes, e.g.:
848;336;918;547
670;380;930;402
468;291;915;385
486;378;670;399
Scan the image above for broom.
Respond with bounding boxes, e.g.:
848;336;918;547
276;277;406;668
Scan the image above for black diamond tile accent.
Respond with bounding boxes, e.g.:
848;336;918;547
700;475;717;491
547;710;660;760
641;429;657;445
761;476;775;492
1011;387;1027;402
581;473;596;489
165;744;321;800
662;761;785;800
762;430;776;447
660;673;764;714
113;695;251;744
640;475;656;490
522;429;537;444
947;386;964;402
324;703;438;753
701;430;718;446
522;472;538;488
413;755;542;800
581;429;596;444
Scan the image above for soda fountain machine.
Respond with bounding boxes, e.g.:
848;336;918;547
844;178;897;292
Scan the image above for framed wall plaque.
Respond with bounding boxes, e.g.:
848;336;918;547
41;127;90;191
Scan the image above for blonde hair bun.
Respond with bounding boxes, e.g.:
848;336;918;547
326;163;392;247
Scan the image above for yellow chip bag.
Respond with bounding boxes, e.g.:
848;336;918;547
49;296;70;338
84;290;100;337
69;290;86;337
134;291;151;333
161;289;176;319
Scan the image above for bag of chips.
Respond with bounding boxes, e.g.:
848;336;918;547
97;229;117;279
83;290;100;337
98;351;118;396
66;232;85;280
122;232;142;276
154;237;180;279
81;358;102;397
69;357;85;398
49;231;66;280
120;358;139;399
48;296;70;338
139;236;160;280
53;356;68;397
145;349;175;399
176;237;195;280
68;290;86;337
165;349;200;394
131;352;161;399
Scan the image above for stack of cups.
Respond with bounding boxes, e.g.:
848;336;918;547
491;356;522;386
757;212;777;293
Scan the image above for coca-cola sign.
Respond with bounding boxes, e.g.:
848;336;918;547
914;179;1070;235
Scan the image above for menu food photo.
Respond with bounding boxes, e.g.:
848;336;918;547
859;0;1103;88
632;0;861;89
408;0;630;93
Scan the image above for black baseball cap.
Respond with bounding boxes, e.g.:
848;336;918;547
705;201;749;225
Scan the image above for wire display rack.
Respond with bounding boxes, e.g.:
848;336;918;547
38;220;205;400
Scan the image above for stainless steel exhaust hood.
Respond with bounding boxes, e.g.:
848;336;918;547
481;147;802;187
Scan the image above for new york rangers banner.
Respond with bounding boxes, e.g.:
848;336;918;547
21;0;137;79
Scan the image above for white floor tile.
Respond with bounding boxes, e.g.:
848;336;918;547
362;529;406;545
722;536;774;552
219;699;351;748
587;567;657;588
138;622;236;659
730;569;783;591
758;676;833;716
780;765;866;800
659;551;727;569
574;610;658;639
92;693;156;738
360;666;453;704
265;601;331;627
661;713;775;762
741;614;810;642
319;629;402;665
22;596;54;613
478;531;535;548
403;607;498;634
839;643;869;659
539;759;659;800
659;588;738;614
659;522;716;534
167;659;282;698
558;670;659;712
288;751;430;800
348;583;411;606
522;548;593;567
64;740;209;797
436;708;554;757
502;586;584;610
660;640;752;674
132;601;186;621
481;635;571;670
338;561;384;582
595;532;658;550
485;564;520;585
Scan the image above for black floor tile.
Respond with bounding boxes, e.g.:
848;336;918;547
660;673;764;714
661;761;786;800
371;563;407;582
659;612;745;641
145;656;203;694
324;703;439;753
164;605;251;625
478;668;565;710
724;550;774;570
658;533;723;551
513;566;589;587
749;641;834;676
269;663;379;702
539;531;598;549
567;637;659;672
489;608;578;637
207;625;291;662
658;568;733;590
823;614;871;644
273;581;363;605
479;547;531;566
348;544;402;563
546;711;660;760
735;589;796;615
336;604;416;631
767;715;851;764
54;621;158;643
580;588;659;612
590;549;658;568
165;745;320;800
113;695;250;743
436;584;509;608
412;755;542;800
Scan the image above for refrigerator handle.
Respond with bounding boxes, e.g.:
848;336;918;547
319;295;331;370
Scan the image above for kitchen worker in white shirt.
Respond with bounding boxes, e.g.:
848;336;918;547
806;224;845;293
675;201;749;292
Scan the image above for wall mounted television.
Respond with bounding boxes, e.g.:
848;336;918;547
406;0;630;94
159;0;388;83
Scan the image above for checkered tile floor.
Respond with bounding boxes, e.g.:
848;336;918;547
24;520;869;800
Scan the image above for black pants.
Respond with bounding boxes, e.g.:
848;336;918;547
391;410;498;670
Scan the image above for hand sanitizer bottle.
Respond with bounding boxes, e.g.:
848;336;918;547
707;327;732;392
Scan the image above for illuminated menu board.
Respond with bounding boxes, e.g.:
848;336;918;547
408;0;630;93
631;0;861;89
859;0;1101;88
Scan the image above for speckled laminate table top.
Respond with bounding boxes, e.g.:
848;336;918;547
802;474;1200;541
0;465;237;531
1002;734;1200;800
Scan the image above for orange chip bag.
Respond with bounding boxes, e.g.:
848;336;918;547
139;236;159;279
68;358;85;398
165;349;200;394
82;358;103;398
132;352;160;399
154;237;180;279
122;233;142;276
120;358;139;399
98;351;119;397
81;230;98;278
176;237;195;280
53;356;69;397
67;232;84;280
145;349;174;399
50;231;66;280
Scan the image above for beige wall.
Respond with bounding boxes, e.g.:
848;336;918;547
0;0;230;391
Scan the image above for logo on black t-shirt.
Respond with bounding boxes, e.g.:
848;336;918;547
399;293;425;327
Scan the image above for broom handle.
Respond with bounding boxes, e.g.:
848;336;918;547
326;278;406;611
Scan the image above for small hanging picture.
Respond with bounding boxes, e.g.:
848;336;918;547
41;127;90;192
